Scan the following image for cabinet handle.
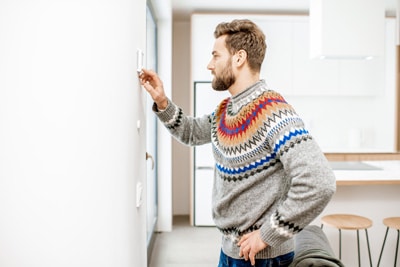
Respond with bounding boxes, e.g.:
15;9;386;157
196;166;214;170
146;152;154;170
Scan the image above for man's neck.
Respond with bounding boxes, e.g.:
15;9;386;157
228;73;260;96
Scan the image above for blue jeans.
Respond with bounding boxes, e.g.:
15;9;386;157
218;250;294;267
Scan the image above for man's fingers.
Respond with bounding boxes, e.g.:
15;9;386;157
237;233;249;246
237;230;269;265
238;235;249;260
249;251;256;265
138;68;154;83
239;242;251;261
140;69;163;87
240;246;256;265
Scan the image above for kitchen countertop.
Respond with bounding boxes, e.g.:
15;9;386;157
331;161;400;185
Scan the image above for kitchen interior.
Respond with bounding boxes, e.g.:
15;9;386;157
170;0;400;266
0;0;399;266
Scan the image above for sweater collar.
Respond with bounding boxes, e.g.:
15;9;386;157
229;80;268;113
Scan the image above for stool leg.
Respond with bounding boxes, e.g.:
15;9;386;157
338;229;342;259
365;229;373;267
377;227;389;267
395;229;399;267
356;230;361;267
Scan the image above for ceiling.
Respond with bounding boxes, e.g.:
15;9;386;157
171;0;398;20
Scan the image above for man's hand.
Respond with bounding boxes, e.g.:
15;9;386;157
237;229;268;266
138;68;168;110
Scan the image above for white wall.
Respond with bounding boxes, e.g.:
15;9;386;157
0;0;148;266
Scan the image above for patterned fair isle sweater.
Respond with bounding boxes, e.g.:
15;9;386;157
154;80;336;259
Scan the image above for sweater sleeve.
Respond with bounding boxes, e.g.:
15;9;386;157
152;98;212;146
259;107;336;248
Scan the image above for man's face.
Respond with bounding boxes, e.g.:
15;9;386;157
207;35;236;91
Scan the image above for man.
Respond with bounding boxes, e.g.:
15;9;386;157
139;19;336;267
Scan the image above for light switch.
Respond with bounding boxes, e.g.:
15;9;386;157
136;49;144;74
136;182;143;208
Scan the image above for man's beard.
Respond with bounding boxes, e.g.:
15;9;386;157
212;60;235;91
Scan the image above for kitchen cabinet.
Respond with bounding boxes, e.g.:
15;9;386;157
293;18;386;96
194;168;214;225
292;19;339;95
256;18;293;96
193;82;229;226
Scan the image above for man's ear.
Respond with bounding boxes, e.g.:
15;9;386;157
235;49;247;67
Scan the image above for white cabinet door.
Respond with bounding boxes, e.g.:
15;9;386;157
256;18;294;95
338;58;384;95
194;81;230;115
194;169;215;226
293;18;385;96
193;82;229;226
293;19;339;95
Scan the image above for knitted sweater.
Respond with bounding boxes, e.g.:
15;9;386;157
154;80;336;259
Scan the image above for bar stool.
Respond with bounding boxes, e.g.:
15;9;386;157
321;214;373;267
377;217;400;267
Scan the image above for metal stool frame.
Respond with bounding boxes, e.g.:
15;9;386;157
321;225;372;267
321;214;373;267
377;224;400;267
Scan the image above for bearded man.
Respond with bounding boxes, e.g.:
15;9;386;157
139;19;336;267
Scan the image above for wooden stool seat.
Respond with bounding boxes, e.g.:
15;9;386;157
377;217;400;267
383;217;400;230
321;214;373;267
322;214;373;230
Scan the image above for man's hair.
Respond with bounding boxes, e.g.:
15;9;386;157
214;19;266;73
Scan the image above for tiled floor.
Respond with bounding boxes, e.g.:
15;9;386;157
149;216;221;267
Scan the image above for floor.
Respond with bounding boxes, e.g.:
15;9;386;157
149;216;221;267
147;215;397;267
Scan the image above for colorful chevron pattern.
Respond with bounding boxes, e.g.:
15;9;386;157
211;89;311;182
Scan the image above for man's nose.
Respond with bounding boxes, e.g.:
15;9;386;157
207;60;214;70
